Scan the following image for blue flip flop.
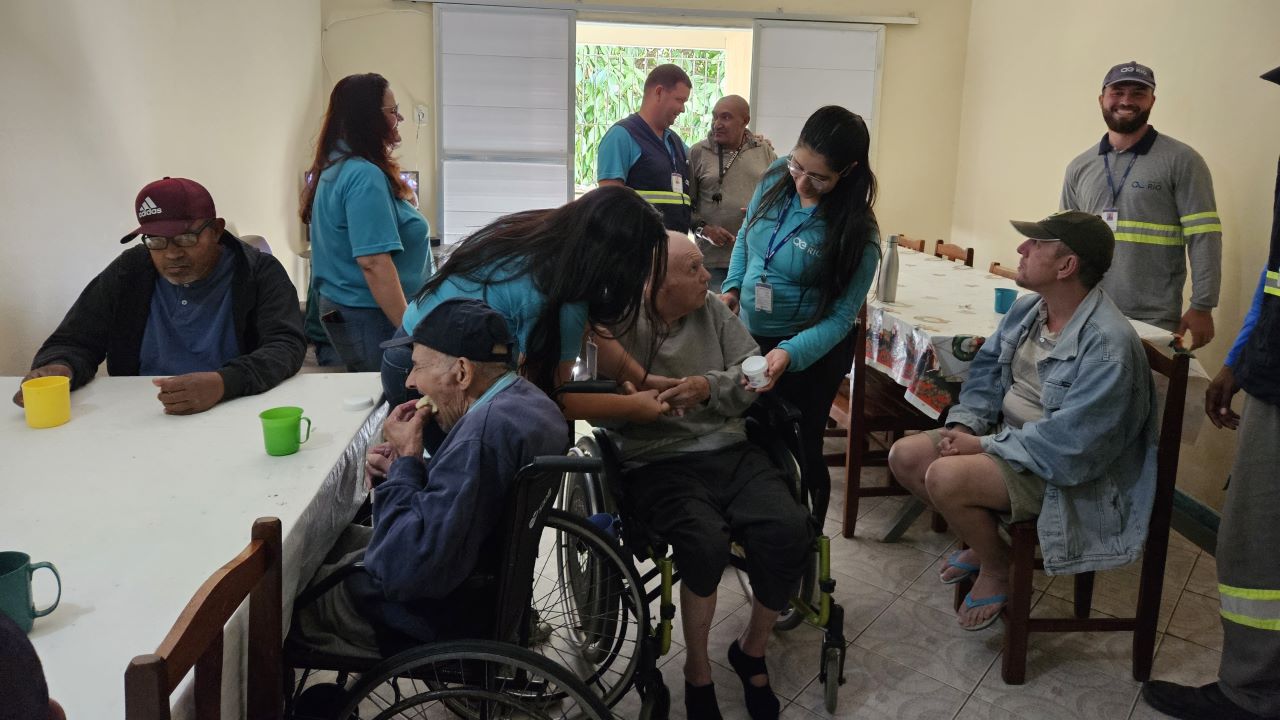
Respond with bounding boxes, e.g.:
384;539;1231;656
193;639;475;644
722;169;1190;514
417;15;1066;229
961;592;1007;631
940;550;980;585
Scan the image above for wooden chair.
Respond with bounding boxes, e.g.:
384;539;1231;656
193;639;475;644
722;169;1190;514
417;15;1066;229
988;261;1018;280
934;239;975;267
126;518;283;720
895;234;927;253
955;340;1189;684
829;306;945;538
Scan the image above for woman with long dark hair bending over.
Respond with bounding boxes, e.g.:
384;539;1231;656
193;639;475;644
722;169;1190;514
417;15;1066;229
384;185;671;421
301;72;431;371
720;105;880;528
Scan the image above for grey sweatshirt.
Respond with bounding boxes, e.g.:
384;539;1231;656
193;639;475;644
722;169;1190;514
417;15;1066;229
1061;128;1222;330
604;293;760;463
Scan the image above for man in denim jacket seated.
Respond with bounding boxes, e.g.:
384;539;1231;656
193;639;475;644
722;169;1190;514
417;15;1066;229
888;211;1157;631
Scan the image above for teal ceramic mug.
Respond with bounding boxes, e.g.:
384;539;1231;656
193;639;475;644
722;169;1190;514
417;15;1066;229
0;552;61;633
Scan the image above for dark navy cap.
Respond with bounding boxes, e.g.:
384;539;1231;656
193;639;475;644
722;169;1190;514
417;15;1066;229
381;298;515;365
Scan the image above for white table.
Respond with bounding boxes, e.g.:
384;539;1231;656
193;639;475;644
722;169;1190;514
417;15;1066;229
2;373;386;719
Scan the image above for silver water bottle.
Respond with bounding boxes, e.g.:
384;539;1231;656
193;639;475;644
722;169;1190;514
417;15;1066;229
877;234;900;303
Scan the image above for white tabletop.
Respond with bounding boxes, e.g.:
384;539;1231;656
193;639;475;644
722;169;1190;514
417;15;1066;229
2;373;384;719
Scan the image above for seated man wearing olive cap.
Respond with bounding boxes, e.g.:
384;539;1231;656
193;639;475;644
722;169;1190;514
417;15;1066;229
887;211;1158;631
12;177;306;415
289;298;567;660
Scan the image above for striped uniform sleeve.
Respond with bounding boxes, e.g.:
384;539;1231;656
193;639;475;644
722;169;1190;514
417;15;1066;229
1174;149;1223;311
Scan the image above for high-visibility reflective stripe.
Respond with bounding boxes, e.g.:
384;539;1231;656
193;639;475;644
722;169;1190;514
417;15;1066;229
636;190;691;206
1184;224;1223;236
1266;271;1280;297
1219;584;1280;631
1181;211;1221;223
1177;210;1218;221
1118;220;1181;233
1115;232;1186;246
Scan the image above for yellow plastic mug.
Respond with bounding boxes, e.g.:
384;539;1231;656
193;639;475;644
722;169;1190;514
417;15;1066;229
22;376;71;429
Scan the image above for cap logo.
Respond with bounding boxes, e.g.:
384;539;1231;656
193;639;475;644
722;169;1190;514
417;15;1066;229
138;197;162;218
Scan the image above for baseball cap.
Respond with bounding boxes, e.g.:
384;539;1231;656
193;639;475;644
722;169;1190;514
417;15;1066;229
1102;61;1156;90
119;177;217;243
380;298;515;365
1263;65;1280;86
1010;211;1115;276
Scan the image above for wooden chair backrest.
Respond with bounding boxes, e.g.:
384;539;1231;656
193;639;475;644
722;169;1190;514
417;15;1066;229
125;518;282;720
934;239;975;267
895;234;927;253
989;261;1018;280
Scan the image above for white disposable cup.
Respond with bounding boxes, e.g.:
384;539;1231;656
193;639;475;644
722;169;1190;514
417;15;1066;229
741;355;769;388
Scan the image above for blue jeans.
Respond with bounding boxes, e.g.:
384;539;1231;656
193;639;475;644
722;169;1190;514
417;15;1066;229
380;327;414;407
317;295;395;373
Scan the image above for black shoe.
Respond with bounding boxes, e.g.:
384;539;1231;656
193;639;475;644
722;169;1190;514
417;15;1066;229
727;640;780;720
1142;681;1272;720
684;681;723;720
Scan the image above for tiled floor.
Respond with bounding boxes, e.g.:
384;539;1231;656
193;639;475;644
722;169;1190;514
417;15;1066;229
649;465;1224;720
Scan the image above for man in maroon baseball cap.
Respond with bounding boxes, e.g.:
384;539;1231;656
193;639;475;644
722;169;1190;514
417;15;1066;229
12;177;306;415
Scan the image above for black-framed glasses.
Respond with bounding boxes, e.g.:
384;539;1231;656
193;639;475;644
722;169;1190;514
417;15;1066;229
141;219;215;250
786;155;833;192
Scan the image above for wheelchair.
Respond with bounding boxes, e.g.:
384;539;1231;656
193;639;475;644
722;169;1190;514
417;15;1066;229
283;455;614;720
553;395;848;716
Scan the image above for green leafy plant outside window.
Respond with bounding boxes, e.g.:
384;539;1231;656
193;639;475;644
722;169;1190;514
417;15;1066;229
575;45;727;190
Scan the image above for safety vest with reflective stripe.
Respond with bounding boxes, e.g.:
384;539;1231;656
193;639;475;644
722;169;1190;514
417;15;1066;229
1220;584;1280;631
618;113;692;233
1235;156;1280;405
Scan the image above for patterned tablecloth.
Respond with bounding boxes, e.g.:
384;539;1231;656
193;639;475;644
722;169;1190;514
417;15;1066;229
865;247;1208;441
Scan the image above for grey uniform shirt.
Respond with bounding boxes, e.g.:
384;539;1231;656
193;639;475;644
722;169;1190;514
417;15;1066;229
688;132;777;269
1061;128;1222;331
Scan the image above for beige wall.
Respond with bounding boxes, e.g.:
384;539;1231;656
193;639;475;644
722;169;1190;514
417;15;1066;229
0;0;322;376
951;0;1280;507
321;0;973;253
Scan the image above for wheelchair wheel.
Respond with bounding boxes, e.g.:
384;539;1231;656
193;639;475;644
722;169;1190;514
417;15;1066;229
822;644;843;713
334;639;611;719
533;509;646;710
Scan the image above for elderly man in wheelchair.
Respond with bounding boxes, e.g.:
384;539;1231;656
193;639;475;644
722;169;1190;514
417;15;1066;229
284;298;611;719
587;232;823;720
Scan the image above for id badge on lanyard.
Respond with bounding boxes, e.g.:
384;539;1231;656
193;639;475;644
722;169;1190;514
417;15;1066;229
1101;209;1119;232
754;281;774;313
671;172;683;194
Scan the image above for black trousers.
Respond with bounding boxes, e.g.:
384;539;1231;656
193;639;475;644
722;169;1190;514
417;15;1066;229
754;331;856;532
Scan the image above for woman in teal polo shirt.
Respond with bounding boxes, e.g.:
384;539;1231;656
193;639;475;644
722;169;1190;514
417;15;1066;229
301;72;432;371
721;105;881;529
381;185;670;422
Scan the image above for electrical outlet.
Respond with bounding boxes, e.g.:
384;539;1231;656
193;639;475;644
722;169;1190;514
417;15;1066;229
414;104;428;125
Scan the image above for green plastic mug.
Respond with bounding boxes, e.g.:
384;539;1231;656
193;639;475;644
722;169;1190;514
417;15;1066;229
0;552;61;634
259;406;312;456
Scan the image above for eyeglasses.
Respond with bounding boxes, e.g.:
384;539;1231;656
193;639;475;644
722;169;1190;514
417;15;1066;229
786;156;833;192
141;219;215;250
382;104;402;117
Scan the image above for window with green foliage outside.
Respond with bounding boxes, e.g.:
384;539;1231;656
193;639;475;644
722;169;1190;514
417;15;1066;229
575;45;727;190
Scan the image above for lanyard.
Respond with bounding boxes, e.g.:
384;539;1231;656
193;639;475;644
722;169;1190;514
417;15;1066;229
1103;151;1139;207
762;197;814;274
716;136;748;183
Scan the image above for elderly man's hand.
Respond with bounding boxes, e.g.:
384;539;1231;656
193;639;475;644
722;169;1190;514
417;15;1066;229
618;381;670;423
153;372;225;415
12;363;72;407
701;225;736;248
365;442;397;490
1205;365;1240;430
384;399;429;459
938;428;983;456
640;373;682;393
718;289;740;315
658;375;710;412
